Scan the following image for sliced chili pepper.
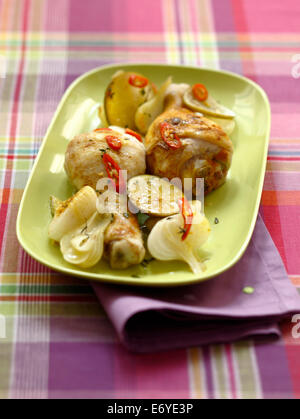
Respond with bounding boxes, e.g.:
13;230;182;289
160;122;182;149
102;153;125;193
105;135;122;151
125;128;143;143
178;197;193;241
128;74;149;88
192;83;208;102
94;127;113;132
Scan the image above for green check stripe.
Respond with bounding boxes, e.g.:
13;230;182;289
0;285;92;295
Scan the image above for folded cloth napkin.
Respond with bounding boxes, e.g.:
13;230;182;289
92;215;300;352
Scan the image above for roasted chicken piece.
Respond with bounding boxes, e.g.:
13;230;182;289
145;88;233;195
104;211;145;269
64;128;146;190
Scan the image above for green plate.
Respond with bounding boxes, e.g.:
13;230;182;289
16;63;270;287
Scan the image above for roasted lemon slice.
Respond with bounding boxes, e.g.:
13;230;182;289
104;71;155;130
206;116;236;136
183;85;235;119
128;175;184;216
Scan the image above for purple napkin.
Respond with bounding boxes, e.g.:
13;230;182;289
92;215;300;352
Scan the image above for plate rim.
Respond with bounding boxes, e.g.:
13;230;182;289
16;62;271;287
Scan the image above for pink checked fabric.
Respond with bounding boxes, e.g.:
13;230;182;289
0;0;300;399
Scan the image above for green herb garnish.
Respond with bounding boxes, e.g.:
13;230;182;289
80;225;88;235
141;257;154;268
178;227;186;236
137;212;150;227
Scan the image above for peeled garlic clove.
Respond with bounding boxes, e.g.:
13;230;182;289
48;186;97;242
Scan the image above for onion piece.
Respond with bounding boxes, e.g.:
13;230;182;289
147;201;211;274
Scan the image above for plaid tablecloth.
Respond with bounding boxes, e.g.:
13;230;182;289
0;0;300;399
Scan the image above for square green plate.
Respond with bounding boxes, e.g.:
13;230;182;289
16;63;270;287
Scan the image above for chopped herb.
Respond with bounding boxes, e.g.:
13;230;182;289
131;274;141;278
243;286;255;295
214;217;219;224
141;88;146;95
79;236;89;246
99;148;109;157
123;212;130;219
124;125;129;129
137;212;150;227
141;257;154;268
80;225;88;235
178;227;186;236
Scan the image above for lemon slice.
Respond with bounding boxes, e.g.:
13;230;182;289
206;116;236;136
128;175;184;216
183;86;235;119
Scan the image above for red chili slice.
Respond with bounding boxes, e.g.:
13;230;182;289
102;153;125;193
178;197;193;241
192;83;208;102
105;135;122;151
128;74;149;88
94;127;113;132
160;122;182;149
125;128;143;143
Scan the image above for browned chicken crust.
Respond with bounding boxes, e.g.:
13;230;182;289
64;130;146;190
145;107;233;195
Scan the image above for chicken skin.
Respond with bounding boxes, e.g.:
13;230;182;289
145;107;233;195
64;128;146;190
104;211;145;269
